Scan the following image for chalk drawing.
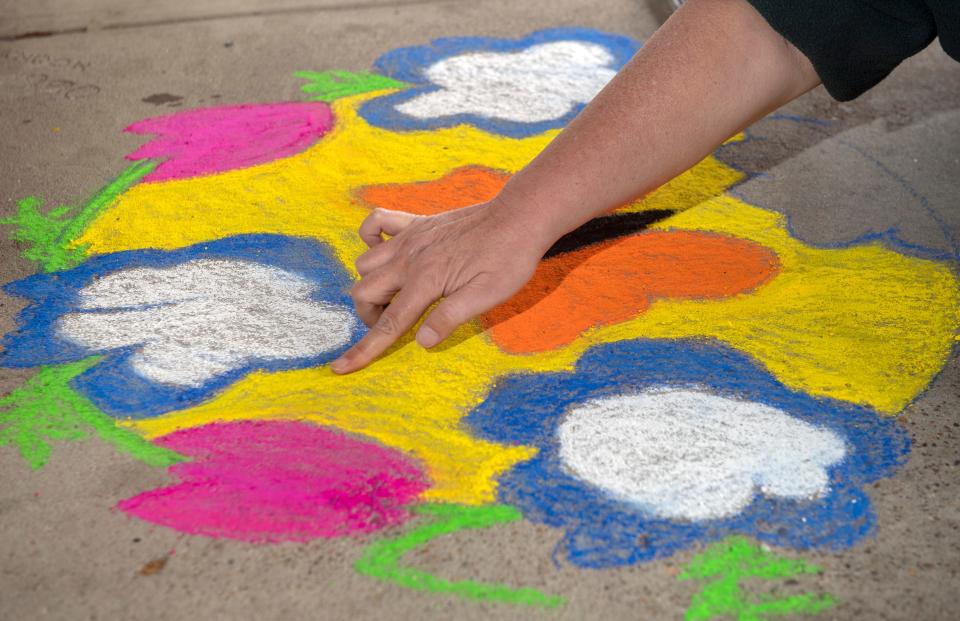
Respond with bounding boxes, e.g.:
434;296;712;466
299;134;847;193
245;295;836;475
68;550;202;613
0;358;184;469
57;259;355;387
467;339;909;567
1;161;156;272
296;69;407;102
125;102;334;182
680;537;835;620
481;230;780;354
356;503;564;607
1;27;957;613
557;389;846;521
30;62;947;503
357;165;510;216
393;42;615;122
119;420;428;542
0;235;360;418
359;28;639;137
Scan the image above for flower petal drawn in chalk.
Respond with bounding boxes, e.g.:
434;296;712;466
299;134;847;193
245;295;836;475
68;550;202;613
360;28;640;137
466;339;910;568
125;102;335;182
480;230;780;354
557;389;847;521
119;420;430;542
0;234;361;419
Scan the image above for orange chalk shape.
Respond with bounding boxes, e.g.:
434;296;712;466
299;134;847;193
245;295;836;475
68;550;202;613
481;231;781;354
356;165;509;215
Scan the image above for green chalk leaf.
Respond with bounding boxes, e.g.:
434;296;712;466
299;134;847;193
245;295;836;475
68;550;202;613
680;536;836;621
0;359;186;470
295;69;406;102
1;160;156;272
356;503;565;608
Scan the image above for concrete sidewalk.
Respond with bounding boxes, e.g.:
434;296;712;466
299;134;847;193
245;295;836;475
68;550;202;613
1;2;958;620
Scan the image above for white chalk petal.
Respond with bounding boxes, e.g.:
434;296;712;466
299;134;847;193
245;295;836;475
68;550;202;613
557;388;846;521
57;259;356;387
396;41;618;123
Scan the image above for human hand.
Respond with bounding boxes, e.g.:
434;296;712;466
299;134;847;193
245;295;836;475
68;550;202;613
330;200;550;374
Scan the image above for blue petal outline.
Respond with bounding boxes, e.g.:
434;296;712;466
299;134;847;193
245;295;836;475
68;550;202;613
0;234;361;419
466;338;910;568
359;27;640;138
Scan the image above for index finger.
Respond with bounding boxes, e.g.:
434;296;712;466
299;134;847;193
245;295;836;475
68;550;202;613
331;283;436;374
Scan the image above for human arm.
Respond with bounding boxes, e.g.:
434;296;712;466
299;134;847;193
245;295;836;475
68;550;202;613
330;0;820;374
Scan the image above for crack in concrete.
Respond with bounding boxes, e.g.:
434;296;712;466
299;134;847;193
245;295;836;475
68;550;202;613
0;0;461;41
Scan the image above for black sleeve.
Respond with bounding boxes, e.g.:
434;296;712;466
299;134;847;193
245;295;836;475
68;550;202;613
745;0;959;101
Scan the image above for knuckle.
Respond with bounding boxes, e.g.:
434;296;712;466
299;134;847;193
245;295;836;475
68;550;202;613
354;304;378;327
373;312;402;337
368;208;392;226
350;281;368;301
354;256;370;275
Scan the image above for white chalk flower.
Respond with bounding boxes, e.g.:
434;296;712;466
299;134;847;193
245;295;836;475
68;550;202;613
557;388;847;521
57;259;356;387
395;41;618;123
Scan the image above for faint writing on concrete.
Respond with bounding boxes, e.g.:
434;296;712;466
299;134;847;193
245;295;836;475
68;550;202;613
25;73;100;99
0;48;91;72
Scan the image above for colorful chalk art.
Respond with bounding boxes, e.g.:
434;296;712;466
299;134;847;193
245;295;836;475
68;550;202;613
2;28;958;618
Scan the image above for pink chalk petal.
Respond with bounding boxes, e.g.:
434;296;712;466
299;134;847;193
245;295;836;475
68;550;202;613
125;102;334;182
118;421;428;542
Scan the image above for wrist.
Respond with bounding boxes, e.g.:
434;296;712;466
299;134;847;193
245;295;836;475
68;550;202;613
487;186;573;258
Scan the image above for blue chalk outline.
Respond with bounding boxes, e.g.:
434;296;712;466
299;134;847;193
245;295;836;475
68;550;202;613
466;338;910;569
0;234;362;419
359;27;640;138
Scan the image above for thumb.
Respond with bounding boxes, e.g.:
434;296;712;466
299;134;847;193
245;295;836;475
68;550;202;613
416;274;506;348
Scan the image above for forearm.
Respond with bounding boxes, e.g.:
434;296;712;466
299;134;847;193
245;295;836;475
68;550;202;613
497;0;820;251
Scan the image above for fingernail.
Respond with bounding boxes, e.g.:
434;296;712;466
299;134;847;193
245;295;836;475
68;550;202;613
330;358;349;374
417;326;440;349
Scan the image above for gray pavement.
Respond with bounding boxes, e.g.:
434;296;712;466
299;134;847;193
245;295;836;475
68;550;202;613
1;1;959;620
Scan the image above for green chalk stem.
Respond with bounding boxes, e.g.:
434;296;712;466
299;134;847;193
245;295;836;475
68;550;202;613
680;536;836;621
295;69;406;102
2;160;156;272
0;359;185;469
356;503;565;608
